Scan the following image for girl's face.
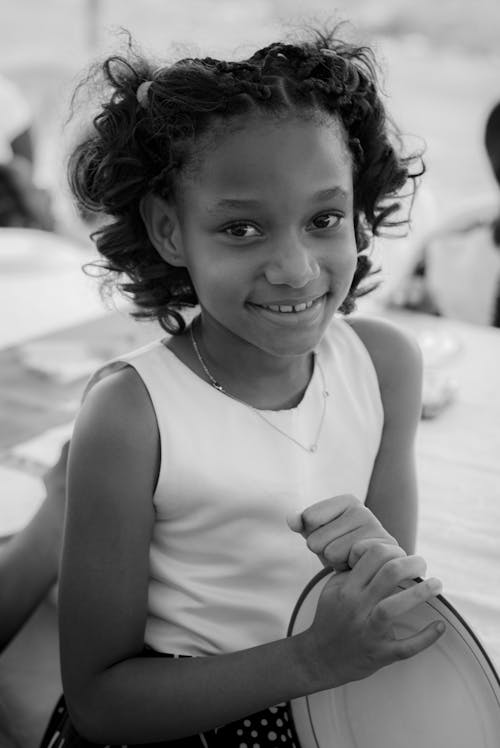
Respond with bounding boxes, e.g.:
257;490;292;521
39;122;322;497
172;115;357;359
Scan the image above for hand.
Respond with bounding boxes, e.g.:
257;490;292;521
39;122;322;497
42;440;70;545
301;542;444;689
288;494;398;571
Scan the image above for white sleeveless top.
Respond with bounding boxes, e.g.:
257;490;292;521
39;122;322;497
89;317;383;656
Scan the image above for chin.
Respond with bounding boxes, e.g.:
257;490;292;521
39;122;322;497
259;326;329;358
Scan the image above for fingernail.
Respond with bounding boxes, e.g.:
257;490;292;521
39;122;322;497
436;622;446;634
428;578;443;595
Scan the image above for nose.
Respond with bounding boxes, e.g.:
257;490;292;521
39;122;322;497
264;237;320;288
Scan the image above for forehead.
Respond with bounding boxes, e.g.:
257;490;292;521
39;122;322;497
181;114;353;205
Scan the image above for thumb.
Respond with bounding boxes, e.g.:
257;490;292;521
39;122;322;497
286;511;304;534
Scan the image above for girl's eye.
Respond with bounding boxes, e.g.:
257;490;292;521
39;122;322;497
309;212;343;230
222;222;261;239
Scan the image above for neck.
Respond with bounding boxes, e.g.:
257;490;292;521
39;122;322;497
190;315;314;410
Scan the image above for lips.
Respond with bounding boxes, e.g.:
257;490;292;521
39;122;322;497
261;300;315;313
250;294;326;313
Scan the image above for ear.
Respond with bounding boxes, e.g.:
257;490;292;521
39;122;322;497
139;193;186;267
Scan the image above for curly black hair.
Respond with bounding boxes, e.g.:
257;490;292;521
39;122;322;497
69;28;424;334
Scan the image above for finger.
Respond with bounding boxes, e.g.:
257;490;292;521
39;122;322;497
370;577;443;631
60;440;71;459
49;440;71;471
368;555;429;601
348;536;399;568
321;531;393;570
348;542;407;587
304;502;389;559
385;620;446;662
286;500;353;538
305;506;378;553
43;441;71;491
300;494;359;536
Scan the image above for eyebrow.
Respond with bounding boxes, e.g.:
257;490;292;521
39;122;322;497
208;198;263;212
208;186;349;213
313;186;349;201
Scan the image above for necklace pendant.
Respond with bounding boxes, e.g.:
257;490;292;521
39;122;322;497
190;317;328;454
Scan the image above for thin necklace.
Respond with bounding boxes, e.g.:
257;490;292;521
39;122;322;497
189;319;329;454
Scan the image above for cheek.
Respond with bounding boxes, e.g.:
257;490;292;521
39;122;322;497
338;257;358;296
186;253;238;303
326;240;358;281
348;249;359;278
341;225;359;278
184;237;251;300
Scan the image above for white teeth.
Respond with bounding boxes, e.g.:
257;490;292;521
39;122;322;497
264;299;316;313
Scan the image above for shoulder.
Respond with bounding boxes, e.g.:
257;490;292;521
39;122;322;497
73;366;160;485
81;365;156;431
346;315;421;369
345;315;423;417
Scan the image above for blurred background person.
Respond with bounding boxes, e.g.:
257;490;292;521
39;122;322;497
0;157;56;231
389;100;500;327
0;73;56;231
0;72;34;167
0;443;68;655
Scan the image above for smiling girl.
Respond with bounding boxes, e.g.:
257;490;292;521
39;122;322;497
41;28;444;747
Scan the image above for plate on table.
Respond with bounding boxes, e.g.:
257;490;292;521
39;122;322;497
416;328;462;368
288;569;500;748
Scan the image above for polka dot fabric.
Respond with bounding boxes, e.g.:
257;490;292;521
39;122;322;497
40;697;300;748
40;652;300;748
215;702;299;747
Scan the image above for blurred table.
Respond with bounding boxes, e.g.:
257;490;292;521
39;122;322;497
380;308;500;670
0;310;162;452
0;228;105;349
0;310;162;540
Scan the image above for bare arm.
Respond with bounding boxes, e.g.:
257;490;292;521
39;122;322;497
60;368;316;742
0;442;68;652
61;365;441;745
348;316;423;553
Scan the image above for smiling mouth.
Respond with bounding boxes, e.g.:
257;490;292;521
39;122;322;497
251;295;326;313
